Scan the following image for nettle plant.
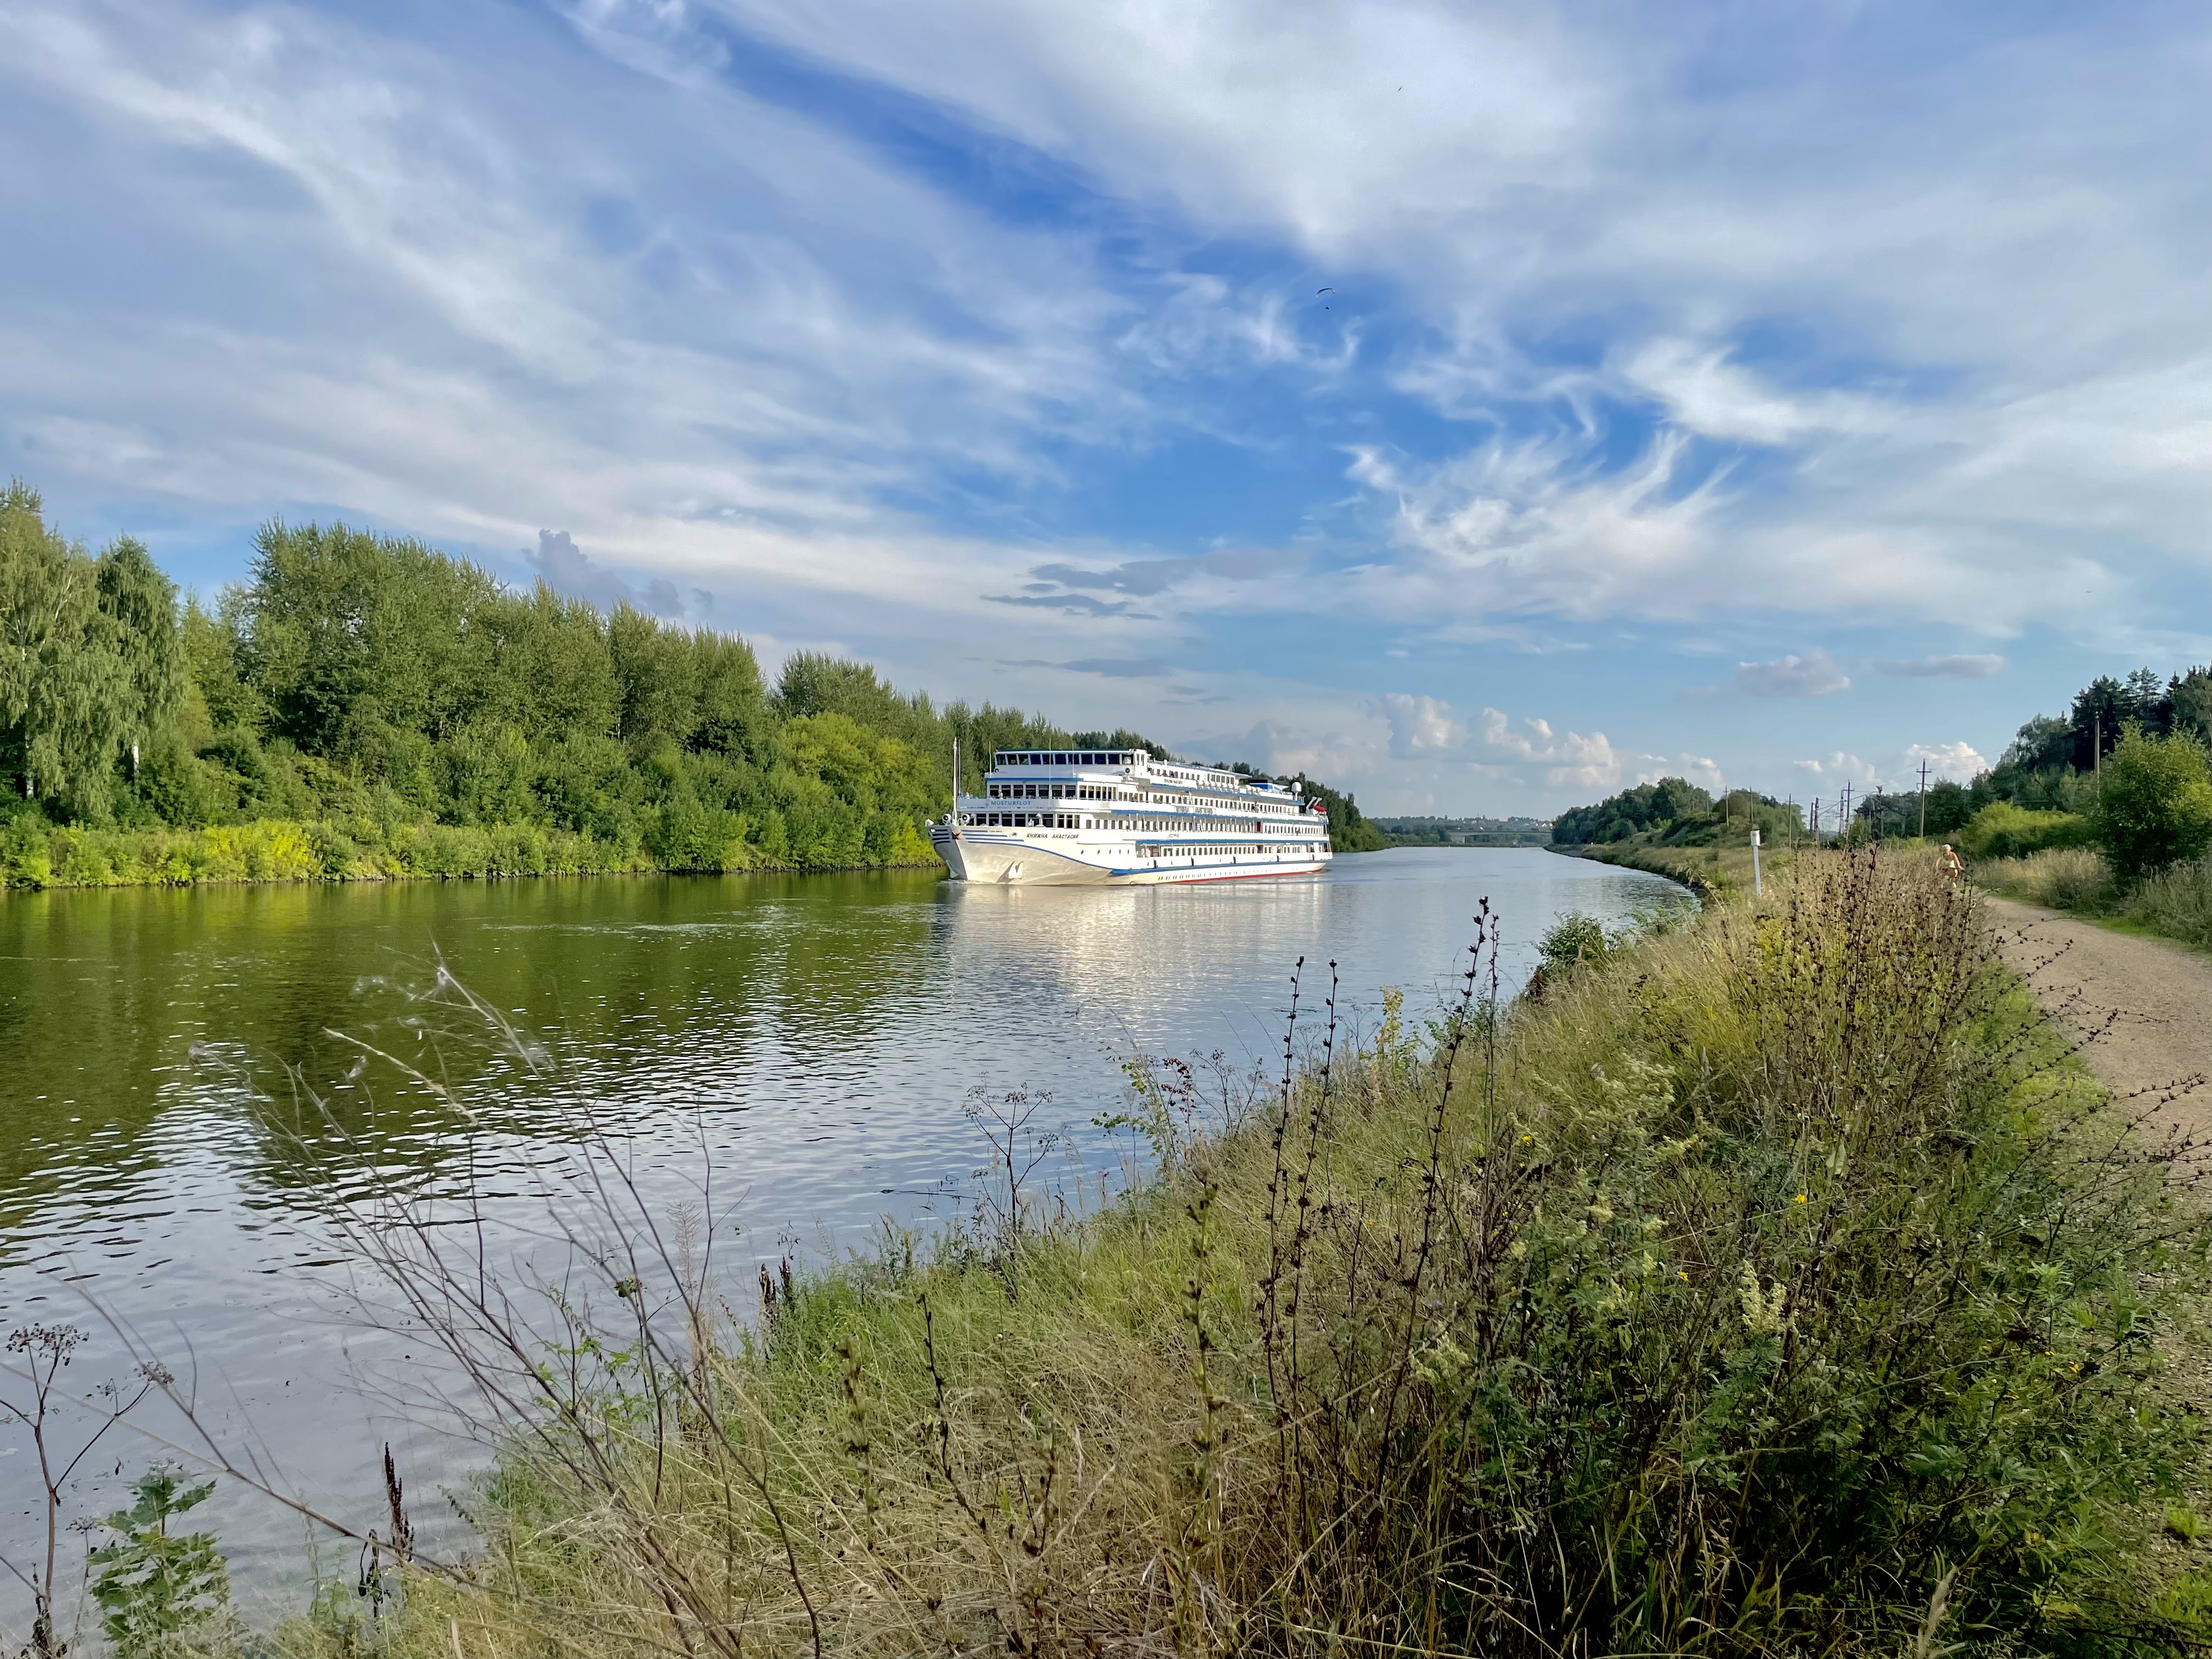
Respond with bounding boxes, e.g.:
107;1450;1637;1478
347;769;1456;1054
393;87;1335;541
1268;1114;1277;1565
88;1464;234;1658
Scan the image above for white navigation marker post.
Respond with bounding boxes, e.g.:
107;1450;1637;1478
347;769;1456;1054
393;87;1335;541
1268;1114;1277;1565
1751;827;1763;897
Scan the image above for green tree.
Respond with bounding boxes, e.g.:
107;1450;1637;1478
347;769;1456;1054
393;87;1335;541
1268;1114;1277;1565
2091;725;2212;878
1923;778;1973;836
0;481;133;816
2171;666;2212;744
238;520;496;752
95;536;185;781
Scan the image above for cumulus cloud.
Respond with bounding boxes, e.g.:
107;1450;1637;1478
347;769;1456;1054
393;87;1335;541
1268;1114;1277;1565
1735;651;1850;698
1374;692;1464;759
531;529;690;617
1875;654;2007;680
1476;708;1620;790
1904;741;1989;782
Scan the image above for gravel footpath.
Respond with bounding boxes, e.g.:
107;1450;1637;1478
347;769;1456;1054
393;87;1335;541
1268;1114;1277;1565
1983;894;2212;1146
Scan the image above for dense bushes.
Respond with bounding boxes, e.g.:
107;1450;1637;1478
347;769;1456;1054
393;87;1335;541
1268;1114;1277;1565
278;851;2211;1659
2093;725;2212;878
1957;800;2094;860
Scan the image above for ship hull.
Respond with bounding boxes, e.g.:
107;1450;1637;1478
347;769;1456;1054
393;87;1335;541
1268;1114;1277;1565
932;828;1327;886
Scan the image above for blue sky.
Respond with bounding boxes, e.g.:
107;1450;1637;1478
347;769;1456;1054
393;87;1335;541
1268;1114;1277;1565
4;0;2209;814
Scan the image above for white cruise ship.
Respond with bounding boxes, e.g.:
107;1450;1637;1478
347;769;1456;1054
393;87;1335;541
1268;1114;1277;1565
930;747;1334;885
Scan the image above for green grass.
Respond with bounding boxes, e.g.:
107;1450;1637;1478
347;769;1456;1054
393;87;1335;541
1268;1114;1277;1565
259;849;2212;1659
1553;832;1813;897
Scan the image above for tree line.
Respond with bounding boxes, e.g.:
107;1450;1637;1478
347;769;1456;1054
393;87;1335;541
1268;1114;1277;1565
0;481;1383;875
1549;661;2212;878
1549;778;1801;847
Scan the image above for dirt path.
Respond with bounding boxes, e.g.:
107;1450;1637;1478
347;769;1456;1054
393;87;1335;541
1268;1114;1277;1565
1983;895;2212;1143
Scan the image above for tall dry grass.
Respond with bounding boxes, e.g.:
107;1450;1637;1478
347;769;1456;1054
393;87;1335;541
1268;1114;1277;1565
1975;845;2119;911
222;853;2211;1659
1976;845;2212;950
2133;855;2212;949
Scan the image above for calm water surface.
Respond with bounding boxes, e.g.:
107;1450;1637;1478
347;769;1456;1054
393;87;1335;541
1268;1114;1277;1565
0;849;1680;1628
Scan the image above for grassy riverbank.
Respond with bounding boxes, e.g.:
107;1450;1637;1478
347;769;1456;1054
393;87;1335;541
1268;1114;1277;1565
259;849;2212;1659
0;811;943;888
1554;833;1797;896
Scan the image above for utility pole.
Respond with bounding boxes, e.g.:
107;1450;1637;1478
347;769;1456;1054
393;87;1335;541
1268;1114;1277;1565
1917;758;1929;839
1841;781;1853;840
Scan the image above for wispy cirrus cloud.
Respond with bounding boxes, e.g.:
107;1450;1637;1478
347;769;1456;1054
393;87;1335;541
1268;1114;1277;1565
1735;651;1852;699
5;0;2208;816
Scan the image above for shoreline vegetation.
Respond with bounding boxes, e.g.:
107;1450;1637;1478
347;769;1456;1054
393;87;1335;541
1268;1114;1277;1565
33;848;2212;1658
0;480;1387;892
1548;682;2212;956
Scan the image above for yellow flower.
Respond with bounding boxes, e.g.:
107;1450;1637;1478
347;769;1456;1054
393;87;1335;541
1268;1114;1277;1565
1678;1270;1689;1281
1795;1193;1808;1204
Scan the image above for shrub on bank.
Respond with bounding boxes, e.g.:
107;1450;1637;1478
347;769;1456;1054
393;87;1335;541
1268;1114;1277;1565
1957;800;2093;861
2092;725;2212;879
290;851;2211;1659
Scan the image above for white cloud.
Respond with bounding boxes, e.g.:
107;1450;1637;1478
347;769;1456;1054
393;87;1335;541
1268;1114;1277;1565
1875;654;2007;680
1903;741;1989;783
1617;341;1889;447
1346;432;1730;624
687;0;2212;639
1476;708;1620;790
1793;752;1878;781
1374;692;1463;758
1735;651;1851;698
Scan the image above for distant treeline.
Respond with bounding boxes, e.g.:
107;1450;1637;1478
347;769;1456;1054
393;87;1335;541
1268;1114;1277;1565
1550;780;1800;848
1832;666;2212;844
1372;815;1550;847
1551;662;2212;857
0;480;1384;880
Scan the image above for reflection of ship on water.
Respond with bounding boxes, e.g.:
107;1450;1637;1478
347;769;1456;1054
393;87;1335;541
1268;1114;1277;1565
931;747;1333;885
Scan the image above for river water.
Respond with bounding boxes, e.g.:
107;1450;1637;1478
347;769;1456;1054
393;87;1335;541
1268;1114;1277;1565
0;849;1680;1632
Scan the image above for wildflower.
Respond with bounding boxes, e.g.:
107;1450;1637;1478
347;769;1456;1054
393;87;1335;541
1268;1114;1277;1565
1795;1193;1808;1204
